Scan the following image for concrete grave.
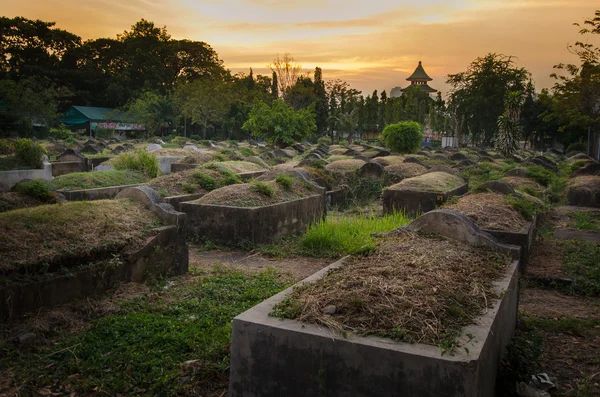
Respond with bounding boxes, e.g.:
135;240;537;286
358;162;386;179
449;152;469;161
146;143;163;151
571;163;600;177
383;172;468;216
229;210;520;397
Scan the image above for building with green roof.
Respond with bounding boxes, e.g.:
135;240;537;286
60;106;144;135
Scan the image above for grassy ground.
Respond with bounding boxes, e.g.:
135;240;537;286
52;170;149;190
0;155;36;171
0;266;290;396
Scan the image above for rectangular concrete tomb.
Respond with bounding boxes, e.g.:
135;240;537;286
484;216;537;271
181;193;325;244
230;256;520;397
383;172;468;217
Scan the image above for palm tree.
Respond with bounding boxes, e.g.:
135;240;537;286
335;107;359;144
495;91;523;156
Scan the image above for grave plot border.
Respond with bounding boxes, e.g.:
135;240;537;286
383;183;468;216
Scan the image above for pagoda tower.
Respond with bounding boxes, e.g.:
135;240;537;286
390;61;437;97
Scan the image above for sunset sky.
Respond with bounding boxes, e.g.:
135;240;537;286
2;0;598;96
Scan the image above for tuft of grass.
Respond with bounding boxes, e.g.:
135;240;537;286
571;211;600;231
112;150;161;178
503;194;542;222
562;240;600;296
524;165;555;187
15;179;53;200
52;170;148;191
299;212;412;257
275;174;294;191
250;180;276;197
2;267;290;395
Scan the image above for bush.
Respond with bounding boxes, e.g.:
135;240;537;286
317;137;330;146
275;174;294;191
112;150;160;178
15;179;53;201
94;128;113;139
566;142;586;154
381;121;423;154
190;134;201;141
239;148;255;157
0;139;14;155
14;138;47;168
171;136;188;146
65;136;76;145
250;181;276;197
49;124;72;140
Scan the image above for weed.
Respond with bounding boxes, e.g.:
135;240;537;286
275;174;294;191
562;240;600;296
504;195;541;221
250;181;276;197
182;183;198;194
572;211;600;231
525;165;555;187
496;327;543;396
191;171;217;191
239;148;255;157
15;179;53;201
112;150;160;178
14;138;47;168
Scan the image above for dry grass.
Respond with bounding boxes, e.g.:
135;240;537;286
501;176;544;192
0;199;159;273
193;179;317;208
385;163;428;179
328;148;348;156
145;169;209;196
445;193;528;231
273;230;510;346
273;162;300;171
177;152;219;165
325;159;367;174
568;175;600;192
372;155;405;166
217;161;266;173
0;192;57;214
388;172;465;192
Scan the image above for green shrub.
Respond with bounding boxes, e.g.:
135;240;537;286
49;124;72;140
525;165;555;187
275;174;294;191
15;179;52;201
0;139;14;155
250;181;276;197
566;142;586;153
14;138;47;168
191;171;217;191
112;150;160;178
64;136;76;145
171;136;187;146
381;121;423;154
182;183;198;194
317;137;330;146
197;139;210;147
496;328;543;396
190;134;201;141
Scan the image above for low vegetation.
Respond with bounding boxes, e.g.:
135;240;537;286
381;121;423;154
445;193;528;231
52;170;148;191
112;150;161;178
388;171;464;192
1;267;290;395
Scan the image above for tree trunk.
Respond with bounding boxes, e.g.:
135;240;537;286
202;123;207;140
184;117;187;138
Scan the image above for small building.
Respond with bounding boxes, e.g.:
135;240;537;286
60;106;145;137
390;61;437;98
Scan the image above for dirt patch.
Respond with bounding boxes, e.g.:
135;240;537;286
388;171;465;192
189;247;331;281
0;192;58;213
520;288;600;320
176;152;219;164
445;193;528;232
527;239;570;280
192;178;317;208
272;230;511;346
325;159;366;174
0;199;160;273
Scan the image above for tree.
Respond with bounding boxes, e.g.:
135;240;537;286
122;92;176;137
447;53;530;145
285;76;315;110
381;121;424;154
176;78;231;139
271;71;279;100
313;67;328;136
495;91;524;156
334;108;359;144
269;53;302;99
242;99;316;147
551;10;600;157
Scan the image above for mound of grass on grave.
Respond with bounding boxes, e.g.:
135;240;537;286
272;231;511;350
325;159;367;174
193;178;316;208
2;267;290;395
371;155;405;166
0;200;160;275
0;180;59;213
177;152;220;165
567;175;600;197
445;193;529;232
52;170;148;191
388;171;464;192
385;163;428;180
145;166;242;197
206;160;266;173
461;162;515;191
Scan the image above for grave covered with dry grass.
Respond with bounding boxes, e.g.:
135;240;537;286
272;230;511;346
387;171;464;192
445;193;528;232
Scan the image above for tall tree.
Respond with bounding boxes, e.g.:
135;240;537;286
271;71;279;100
496;91;524;156
269;53;302;99
285;76;315;110
447;53;530;145
313;67;328;137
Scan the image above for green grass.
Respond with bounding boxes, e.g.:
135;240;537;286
0;155;35;171
52;170;149;191
562;240;600;296
571;211;600;230
523;315;600;332
461;162;516;191
1;267;289;395
250;180;276;197
112;150;161;178
260;212;412;258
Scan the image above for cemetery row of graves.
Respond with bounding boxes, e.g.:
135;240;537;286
0;135;599;396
